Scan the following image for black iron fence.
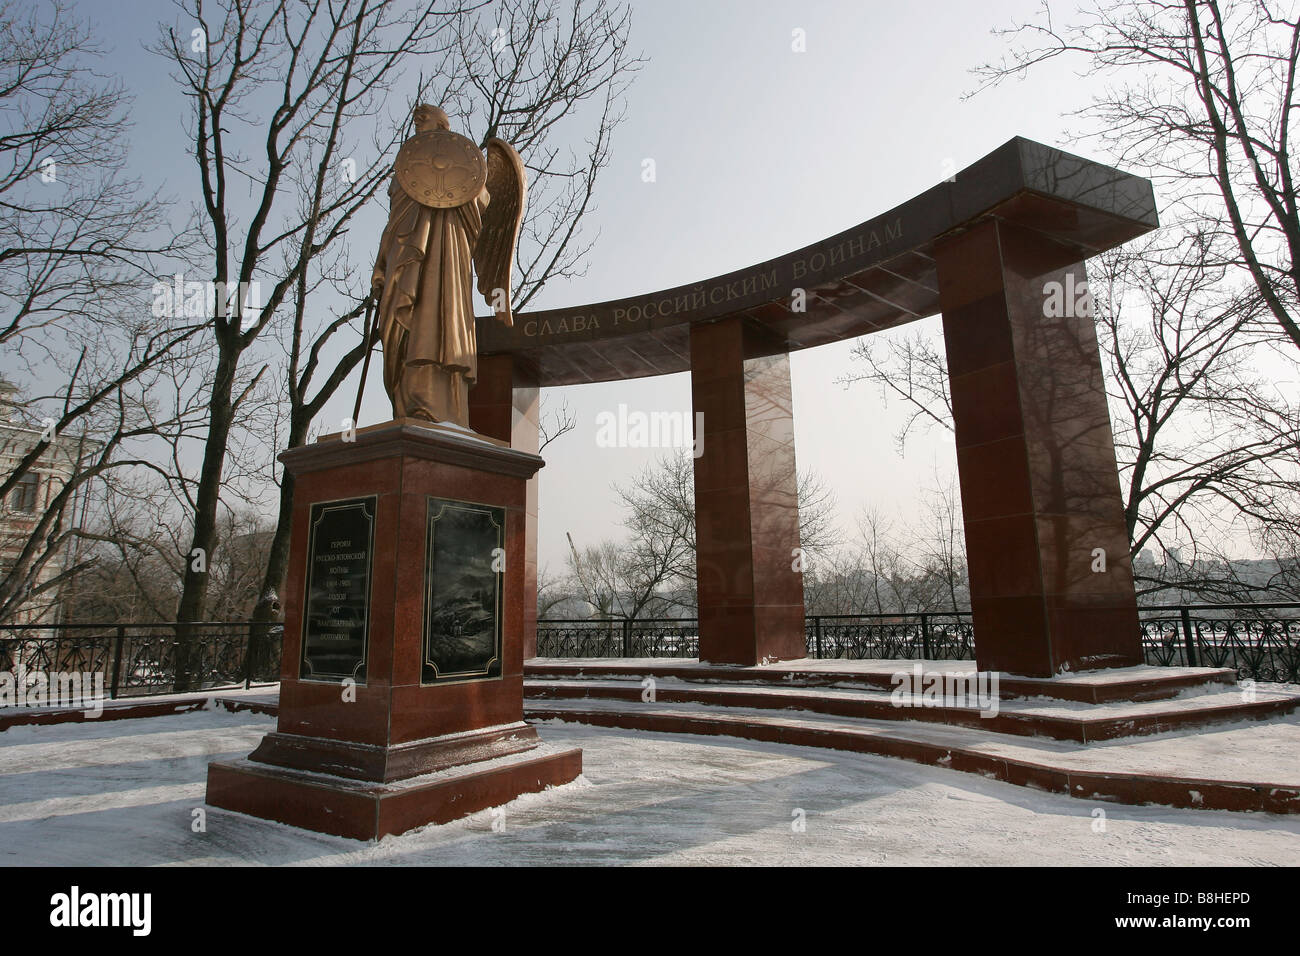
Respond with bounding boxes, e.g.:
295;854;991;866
533;613;978;661
2;602;1295;706
538;604;1300;682
807;612;976;661
1136;603;1300;683
0;622;283;701
536;618;701;658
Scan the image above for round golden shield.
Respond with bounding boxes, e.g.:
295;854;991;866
394;130;487;208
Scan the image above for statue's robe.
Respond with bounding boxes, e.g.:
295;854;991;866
372;175;488;426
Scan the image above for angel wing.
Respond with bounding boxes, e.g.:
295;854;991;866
473;138;527;327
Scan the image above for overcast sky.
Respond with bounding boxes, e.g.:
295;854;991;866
68;0;1126;575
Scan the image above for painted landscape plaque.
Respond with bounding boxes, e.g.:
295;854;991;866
422;496;504;684
300;496;375;681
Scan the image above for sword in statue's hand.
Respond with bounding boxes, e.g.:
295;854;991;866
351;289;379;430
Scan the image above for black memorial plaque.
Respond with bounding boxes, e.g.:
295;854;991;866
300;496;375;681
422;497;504;684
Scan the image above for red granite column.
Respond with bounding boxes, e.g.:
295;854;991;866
470;355;541;658
690;317;806;664
935;219;1141;677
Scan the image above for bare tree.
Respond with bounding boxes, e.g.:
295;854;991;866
806;508;925;617
803;485;969;617
446;0;642;308
0;0;201;624
535;563;573;616
0;363;212;624
795;468;838;570
539;395;578;451
971;0;1300;353
60;496;279;625
914;477;968;612
853;508;916;614
566;452;696;619
1250;454;1300;599
841;330;952;456
801;546;876;616
565;539;639;617
0;0;176;351
151;0;472;644
1093;231;1299;598
58;477;185;625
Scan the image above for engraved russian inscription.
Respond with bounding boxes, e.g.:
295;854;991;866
300;496;375;681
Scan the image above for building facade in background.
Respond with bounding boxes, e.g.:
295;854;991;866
0;379;99;627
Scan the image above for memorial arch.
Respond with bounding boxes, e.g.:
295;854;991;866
468;137;1159;678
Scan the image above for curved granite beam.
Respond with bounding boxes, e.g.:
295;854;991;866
476;137;1158;387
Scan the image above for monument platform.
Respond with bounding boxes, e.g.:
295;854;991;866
208;665;1294;816
519;658;1300;814
523;658;1238;704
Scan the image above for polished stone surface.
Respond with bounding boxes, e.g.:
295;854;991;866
204;421;581;838
935;220;1142;676
691;317;806;665
469;355;541;659
270;424;541;750
208;743;582;841
479;137;1158;387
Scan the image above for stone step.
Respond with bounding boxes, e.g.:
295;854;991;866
0;687;281;731
1;691;210;731
523;697;1300;815
524;676;1299;742
525;657;1238;703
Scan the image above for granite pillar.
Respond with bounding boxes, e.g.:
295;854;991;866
690;317;806;665
470;355;541;659
935;219;1142;677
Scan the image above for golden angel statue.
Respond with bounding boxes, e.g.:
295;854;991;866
370;104;526;426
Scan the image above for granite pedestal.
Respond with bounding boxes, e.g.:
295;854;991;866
206;420;581;840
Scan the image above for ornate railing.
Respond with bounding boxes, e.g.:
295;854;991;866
538;604;1300;682
535;618;698;658
536;613;974;662
0;622;283;701
2;603;1295;708
806;612;975;660
1136;603;1300;683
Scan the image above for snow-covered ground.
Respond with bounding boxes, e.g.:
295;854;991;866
1;707;1298;866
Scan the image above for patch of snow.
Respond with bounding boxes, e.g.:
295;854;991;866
4;707;1300;865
